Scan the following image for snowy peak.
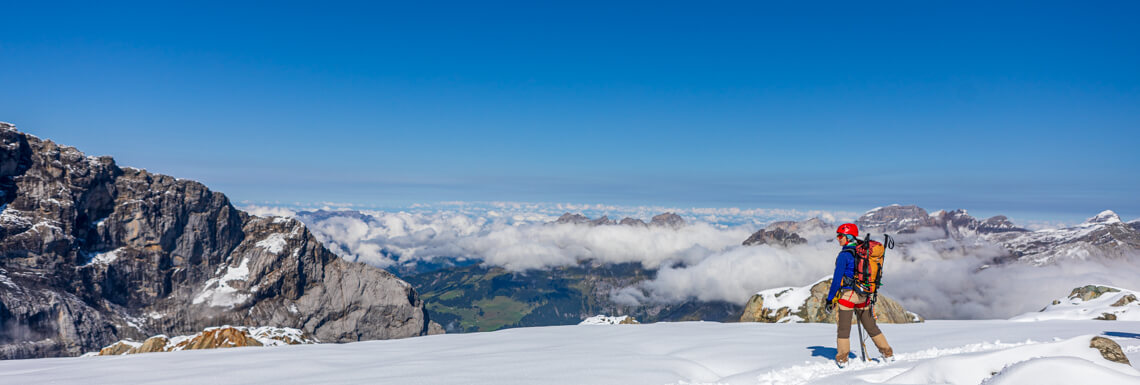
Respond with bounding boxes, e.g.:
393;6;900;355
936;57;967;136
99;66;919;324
857;204;1026;237
1086;210;1122;224
988;210;1140;265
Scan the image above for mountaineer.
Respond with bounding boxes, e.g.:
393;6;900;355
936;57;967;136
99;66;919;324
825;223;894;368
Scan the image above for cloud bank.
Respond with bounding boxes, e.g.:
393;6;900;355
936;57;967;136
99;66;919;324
241;202;1140;320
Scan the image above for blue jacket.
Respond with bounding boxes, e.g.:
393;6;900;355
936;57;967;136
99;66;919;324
826;246;857;303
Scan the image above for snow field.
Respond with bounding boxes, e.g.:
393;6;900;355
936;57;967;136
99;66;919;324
1;320;1137;385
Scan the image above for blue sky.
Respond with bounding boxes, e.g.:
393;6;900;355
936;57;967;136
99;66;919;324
2;1;1137;221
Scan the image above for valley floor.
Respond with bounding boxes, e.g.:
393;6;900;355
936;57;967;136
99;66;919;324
1;320;1138;384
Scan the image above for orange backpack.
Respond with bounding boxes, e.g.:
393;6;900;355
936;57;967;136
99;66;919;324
851;233;894;295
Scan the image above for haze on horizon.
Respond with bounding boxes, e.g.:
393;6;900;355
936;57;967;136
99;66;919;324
2;2;1137;222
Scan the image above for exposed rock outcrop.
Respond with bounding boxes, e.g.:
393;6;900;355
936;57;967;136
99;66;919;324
739;278;923;324
579;315;639;325
96;326;318;356
1089;336;1131;366
0;124;437;359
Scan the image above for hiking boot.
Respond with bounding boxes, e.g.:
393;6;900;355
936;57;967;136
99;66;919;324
835;338;851;368
871;334;894;363
879;347;894;363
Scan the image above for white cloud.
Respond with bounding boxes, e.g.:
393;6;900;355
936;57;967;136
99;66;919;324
269;201;1139;320
241;205;297;218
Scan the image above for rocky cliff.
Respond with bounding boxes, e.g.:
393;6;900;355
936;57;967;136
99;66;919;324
0;123;439;359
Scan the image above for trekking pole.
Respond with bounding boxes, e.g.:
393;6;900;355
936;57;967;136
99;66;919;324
856;310;868;362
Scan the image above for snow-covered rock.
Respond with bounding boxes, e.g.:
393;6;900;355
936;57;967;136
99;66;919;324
578;315;639;325
96;326;318;356
739;277;923;324
1011;285;1140;321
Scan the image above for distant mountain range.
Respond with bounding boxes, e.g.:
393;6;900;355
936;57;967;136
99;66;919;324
844;204;1140;266
298;205;1140;333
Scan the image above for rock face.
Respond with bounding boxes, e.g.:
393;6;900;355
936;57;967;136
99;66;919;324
739;278;923;324
0;124;437;359
742;228;807;247
1089;336;1131;366
96;325;318;356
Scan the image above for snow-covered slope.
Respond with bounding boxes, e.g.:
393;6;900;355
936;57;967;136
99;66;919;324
1011;285;1140;322
3;320;1137;384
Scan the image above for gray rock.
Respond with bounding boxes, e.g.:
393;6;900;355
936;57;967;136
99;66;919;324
1089;336;1131;366
1068;285;1121;302
0;126;435;359
1111;294;1137;307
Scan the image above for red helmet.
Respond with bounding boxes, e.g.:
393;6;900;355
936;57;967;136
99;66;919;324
836;223;858;237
